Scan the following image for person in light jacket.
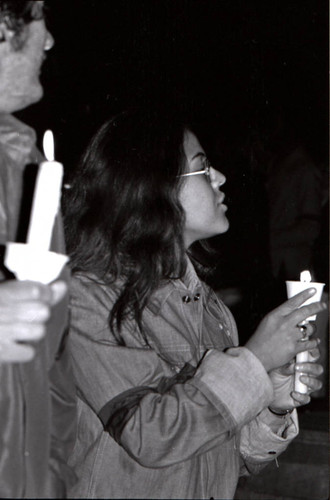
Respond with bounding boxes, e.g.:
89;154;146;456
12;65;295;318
64;107;324;499
0;1;76;496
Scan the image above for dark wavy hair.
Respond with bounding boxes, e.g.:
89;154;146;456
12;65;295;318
0;0;45;49
64;108;193;341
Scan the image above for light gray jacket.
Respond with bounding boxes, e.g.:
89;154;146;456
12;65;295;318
68;260;298;499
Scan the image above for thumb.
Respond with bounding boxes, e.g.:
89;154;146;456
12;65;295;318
49;281;68;305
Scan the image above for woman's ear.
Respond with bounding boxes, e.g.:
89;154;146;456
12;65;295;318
0;23;15;43
0;22;28;50
0;22;7;42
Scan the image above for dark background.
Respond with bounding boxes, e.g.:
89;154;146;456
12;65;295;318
18;0;329;333
20;0;328;166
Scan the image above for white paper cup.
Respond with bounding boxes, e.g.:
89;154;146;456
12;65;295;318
286;280;325;321
286;279;325;393
5;242;69;284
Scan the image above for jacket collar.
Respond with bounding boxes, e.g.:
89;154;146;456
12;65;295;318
147;257;202;315
0;113;41;168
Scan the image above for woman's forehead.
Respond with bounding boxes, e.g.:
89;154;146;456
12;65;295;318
183;130;206;162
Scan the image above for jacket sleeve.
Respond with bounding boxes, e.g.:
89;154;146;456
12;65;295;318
239;407;299;475
69;274;275;468
46;253;77;496
47;344;78;496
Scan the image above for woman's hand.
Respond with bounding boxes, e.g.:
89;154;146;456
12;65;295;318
0;280;67;363
245;288;326;372
269;347;323;411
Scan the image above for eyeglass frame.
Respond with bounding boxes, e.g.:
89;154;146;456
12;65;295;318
178;157;213;184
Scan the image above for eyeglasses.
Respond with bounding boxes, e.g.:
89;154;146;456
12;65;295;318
179;157;212;184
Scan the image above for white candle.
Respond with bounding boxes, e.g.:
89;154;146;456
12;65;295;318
286;269;325;393
294;271;312;393
300;270;312;282
26;130;63;251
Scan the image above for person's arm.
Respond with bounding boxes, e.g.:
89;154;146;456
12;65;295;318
239;407;299;475
240;316;324;474
41;261;77;497
47;345;77;496
70;275;274;468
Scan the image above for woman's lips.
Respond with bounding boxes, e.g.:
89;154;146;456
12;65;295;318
217;193;226;205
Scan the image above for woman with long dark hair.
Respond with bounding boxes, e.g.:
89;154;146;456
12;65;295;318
64;108;324;499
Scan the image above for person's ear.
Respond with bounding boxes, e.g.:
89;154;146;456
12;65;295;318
0;23;15;44
0;23;28;50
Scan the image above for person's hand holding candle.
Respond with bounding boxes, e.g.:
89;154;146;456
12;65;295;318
268;350;323;413
245;283;326;415
286;270;325;394
2;130;69;364
0;280;67;363
245;287;325;373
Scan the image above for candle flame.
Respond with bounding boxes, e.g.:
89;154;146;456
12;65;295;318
43;130;55;161
300;270;312;282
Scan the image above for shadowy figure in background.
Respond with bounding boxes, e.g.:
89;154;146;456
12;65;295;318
207;109;326;349
250;111;323;291
249;109;328;400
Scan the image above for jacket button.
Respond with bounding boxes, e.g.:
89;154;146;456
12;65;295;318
182;295;191;303
193;293;201;301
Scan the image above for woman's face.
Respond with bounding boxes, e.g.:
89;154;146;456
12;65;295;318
179;130;229;248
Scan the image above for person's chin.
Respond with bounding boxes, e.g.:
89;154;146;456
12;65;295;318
217;213;230;233
17;85;44;112
29;83;44;104
207;219;230;239
219;221;230;234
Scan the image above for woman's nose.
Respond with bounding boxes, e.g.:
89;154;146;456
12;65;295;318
211;167;226;190
44;30;54;51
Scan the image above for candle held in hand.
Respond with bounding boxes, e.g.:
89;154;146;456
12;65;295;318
286;270;324;322
286;269;325;393
26;130;63;251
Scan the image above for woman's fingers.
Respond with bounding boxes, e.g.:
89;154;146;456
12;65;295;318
275;288;317;315
288;301;327;326
298;375;323;392
308;347;320;361
291;374;322;404
295;361;323;377
295;337;320;354
247;293;325;372
291;362;323;403
293;321;317;342
291;391;311;406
